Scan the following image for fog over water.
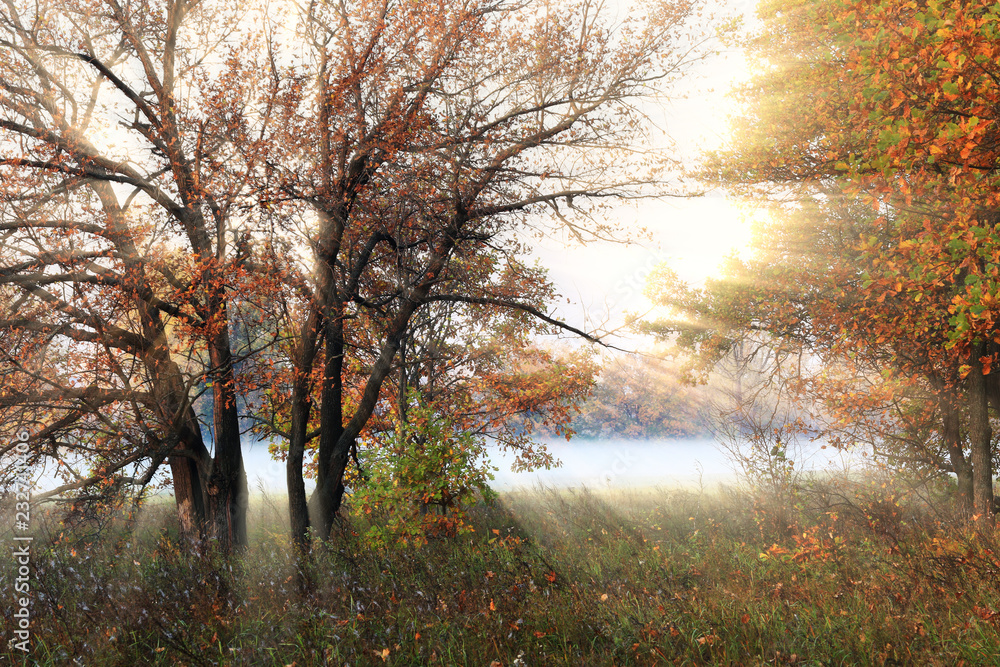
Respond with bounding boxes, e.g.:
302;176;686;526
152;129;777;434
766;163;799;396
238;437;863;494
487;439;730;490
485;438;863;490
239;439;735;494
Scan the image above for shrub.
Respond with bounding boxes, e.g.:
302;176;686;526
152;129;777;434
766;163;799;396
347;399;497;548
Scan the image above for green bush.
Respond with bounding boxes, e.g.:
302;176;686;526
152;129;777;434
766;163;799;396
349;399;497;548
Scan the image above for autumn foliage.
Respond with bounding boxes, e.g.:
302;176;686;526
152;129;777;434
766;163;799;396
647;0;1000;520
0;0;712;551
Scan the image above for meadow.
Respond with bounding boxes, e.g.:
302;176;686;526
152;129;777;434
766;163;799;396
3;478;1000;666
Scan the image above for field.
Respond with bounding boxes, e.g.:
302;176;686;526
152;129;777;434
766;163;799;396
3;479;1000;666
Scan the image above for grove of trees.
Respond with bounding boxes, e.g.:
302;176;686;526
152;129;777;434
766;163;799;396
533;350;716;439
0;0;713;553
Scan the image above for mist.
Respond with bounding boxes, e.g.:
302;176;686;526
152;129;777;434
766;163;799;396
239;436;864;494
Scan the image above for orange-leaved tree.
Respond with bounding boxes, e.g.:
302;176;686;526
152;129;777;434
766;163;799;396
0;0;281;548
646;0;1000;519
253;0;716;547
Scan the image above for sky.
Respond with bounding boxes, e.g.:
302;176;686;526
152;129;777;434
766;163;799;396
533;0;759;349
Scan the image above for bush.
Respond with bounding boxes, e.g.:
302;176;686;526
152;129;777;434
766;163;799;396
348;399;497;548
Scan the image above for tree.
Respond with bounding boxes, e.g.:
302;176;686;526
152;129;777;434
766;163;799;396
646;194;982;515
837;0;1000;518
249;262;598;548
255;0;715;546
0;0;276;548
0;0;718;555
645;0;1000;519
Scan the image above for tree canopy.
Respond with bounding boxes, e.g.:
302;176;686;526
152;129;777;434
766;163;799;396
646;0;1000;519
0;0;715;551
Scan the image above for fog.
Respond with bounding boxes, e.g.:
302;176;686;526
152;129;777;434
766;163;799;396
18;436;862;497
238;439;735;495
238;437;864;494
487;439;731;490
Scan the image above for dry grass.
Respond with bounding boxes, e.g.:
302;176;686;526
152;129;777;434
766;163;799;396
2;478;1000;665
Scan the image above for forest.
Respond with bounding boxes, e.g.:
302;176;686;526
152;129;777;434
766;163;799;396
3;0;1000;664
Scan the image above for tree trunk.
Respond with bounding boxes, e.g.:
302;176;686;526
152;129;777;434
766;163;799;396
968;343;994;522
168;452;206;539
942;395;973;518
143;339;214;543
207;321;249;551
312;310;346;541
288;377;314;595
313;269;446;533
92;180;215;544
308;213;460;540
288;308;321;556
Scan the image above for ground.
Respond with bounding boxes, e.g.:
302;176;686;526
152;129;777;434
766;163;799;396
3;479;999;665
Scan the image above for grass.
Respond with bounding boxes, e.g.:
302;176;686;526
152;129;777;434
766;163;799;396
3;478;1000;665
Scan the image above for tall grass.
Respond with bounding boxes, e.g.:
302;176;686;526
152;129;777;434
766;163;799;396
2;478;1000;665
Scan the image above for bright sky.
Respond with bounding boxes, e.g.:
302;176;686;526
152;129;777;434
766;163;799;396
533;5;757;346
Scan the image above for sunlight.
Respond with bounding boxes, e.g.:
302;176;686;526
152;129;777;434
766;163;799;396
527;3;757;337
650;193;755;284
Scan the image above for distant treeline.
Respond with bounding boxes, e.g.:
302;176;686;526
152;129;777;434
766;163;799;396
535;353;717;440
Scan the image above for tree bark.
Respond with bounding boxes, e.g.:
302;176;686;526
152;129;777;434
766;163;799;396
312;310;346;542
151;369;213;541
968;342;994;521
288;308;321;554
941;393;973;518
207;318;249;551
168;452;206;539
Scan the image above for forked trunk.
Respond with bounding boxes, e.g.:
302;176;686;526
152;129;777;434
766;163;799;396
309;233;457;540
